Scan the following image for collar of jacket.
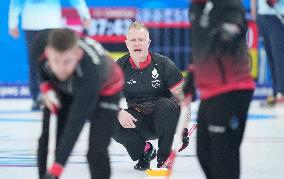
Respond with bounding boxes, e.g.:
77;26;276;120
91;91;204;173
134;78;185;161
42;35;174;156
129;52;152;70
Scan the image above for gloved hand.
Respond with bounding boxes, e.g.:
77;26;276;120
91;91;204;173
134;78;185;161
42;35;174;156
178;128;190;152
39;82;61;114
266;0;278;7
209;23;241;55
43;163;63;179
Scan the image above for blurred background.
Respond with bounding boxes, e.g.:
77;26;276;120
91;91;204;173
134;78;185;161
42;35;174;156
0;0;271;99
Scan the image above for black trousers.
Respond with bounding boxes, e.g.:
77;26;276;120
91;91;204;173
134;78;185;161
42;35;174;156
112;98;180;162
197;90;254;179
257;15;284;95
37;93;120;179
25;29;51;102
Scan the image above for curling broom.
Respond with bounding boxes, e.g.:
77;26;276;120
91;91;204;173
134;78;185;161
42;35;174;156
145;102;196;177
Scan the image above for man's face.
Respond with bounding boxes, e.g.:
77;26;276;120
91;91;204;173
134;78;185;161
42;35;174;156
45;45;83;81
125;28;151;61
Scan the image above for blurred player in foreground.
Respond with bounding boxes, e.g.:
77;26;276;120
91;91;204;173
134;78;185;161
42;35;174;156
183;0;255;178
36;28;124;179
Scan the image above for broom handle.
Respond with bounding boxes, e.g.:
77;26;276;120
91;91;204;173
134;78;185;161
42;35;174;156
162;103;191;169
173;105;190;151
47;113;57;168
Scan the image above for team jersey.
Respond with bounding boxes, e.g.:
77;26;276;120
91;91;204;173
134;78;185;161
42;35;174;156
40;37;124;99
117;52;183;109
39;37;124;165
190;0;255;100
8;0;90;30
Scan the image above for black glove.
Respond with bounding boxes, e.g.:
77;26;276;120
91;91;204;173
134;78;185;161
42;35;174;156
209;23;242;56
266;0;278;7
43;173;57;179
178;128;189;152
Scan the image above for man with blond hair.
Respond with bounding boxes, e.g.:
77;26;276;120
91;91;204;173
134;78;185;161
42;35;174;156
112;22;190;171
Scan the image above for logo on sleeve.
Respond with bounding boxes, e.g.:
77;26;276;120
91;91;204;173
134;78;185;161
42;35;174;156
151;68;161;88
